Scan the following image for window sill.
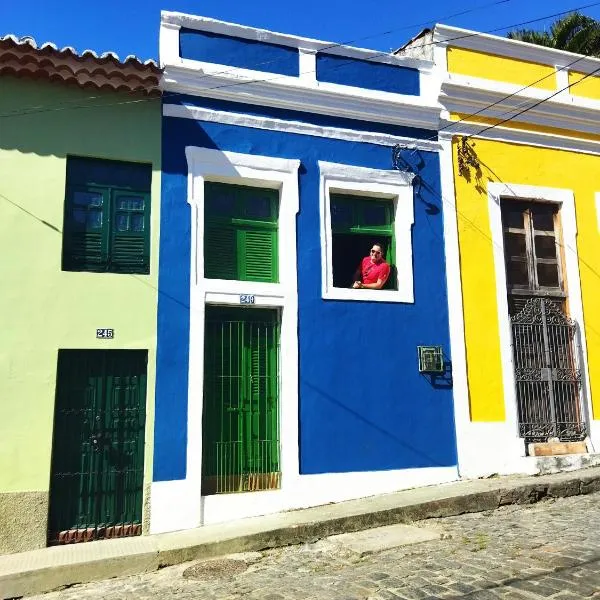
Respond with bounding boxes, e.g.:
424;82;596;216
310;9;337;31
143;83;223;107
323;287;413;303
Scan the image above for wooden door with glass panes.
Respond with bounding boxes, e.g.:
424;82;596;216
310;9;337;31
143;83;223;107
501;200;585;443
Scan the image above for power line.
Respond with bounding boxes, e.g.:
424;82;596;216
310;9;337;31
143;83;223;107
0;0;515;119
2;1;599;119
166;0;515;88
413;0;600;49
465;63;600;138
436;52;592;137
185;1;600;98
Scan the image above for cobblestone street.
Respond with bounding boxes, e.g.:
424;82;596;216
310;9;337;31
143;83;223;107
29;492;600;600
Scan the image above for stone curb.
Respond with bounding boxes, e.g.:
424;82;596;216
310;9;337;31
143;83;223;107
2;468;600;599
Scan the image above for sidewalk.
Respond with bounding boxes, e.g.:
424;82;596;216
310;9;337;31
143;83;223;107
3;465;600;599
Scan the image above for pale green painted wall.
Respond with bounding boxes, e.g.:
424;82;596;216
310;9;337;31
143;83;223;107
0;75;161;493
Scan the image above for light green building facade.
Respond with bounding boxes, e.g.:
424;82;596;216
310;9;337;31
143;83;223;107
0;39;161;553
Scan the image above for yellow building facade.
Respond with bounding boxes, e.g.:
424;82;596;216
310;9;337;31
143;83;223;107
408;26;600;476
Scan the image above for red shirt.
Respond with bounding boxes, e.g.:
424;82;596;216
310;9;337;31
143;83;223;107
361;256;390;285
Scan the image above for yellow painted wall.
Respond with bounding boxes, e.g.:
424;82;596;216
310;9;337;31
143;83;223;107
569;71;600;100
0;76;161;492
453;137;600;422
447;47;557;90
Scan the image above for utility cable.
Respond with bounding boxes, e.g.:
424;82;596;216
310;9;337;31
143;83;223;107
2;1;600;119
0;0;515;118
464;63;600;138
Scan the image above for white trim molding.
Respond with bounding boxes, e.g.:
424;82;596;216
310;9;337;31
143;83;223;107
434;24;600;75
438;138;473;476
163;103;441;153
486;182;596;457
159;12;442;131
318;161;415;303
162;63;442;131
151;147;300;533
162;11;432;70
438;119;600;157
441;76;600;139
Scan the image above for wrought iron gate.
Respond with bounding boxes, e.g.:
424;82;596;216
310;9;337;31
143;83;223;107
202;306;281;495
510;298;586;443
48;350;147;544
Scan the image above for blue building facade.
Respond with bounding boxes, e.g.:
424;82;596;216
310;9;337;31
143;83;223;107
151;12;457;533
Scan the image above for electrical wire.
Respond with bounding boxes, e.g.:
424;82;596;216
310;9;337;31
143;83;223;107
436;51;593;136
2;1;600;119
179;0;600;98
464;63;600;138
166;0;516;87
0;0;516;119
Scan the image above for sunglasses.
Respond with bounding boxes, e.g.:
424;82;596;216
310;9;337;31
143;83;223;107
370;249;382;255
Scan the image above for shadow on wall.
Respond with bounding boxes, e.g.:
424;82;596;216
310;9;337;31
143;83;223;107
421;359;453;390
302;379;451;468
0;75;161;160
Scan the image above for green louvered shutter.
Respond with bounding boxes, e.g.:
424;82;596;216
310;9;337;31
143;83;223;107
204;225;238;280
204;183;278;283
110;192;150;274
63;187;109;271
240;228;278;282
63;157;151;274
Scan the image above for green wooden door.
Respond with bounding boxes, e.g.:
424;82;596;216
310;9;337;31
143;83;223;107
202;306;280;495
48;350;147;544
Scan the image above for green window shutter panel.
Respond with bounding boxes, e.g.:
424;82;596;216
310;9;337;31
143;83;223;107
63;187;109;271
204;183;279;282
110;234;148;273
241;228;278;282
204;224;238;279
110;192;150;274
64;231;105;271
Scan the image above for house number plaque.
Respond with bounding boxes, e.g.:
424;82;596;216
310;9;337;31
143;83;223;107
96;328;114;339
240;295;255;305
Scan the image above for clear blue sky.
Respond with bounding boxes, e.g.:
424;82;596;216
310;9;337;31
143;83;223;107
3;0;600;62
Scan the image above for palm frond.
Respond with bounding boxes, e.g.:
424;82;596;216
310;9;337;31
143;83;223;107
507;29;554;47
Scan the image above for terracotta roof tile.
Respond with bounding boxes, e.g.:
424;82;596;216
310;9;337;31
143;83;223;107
0;34;161;95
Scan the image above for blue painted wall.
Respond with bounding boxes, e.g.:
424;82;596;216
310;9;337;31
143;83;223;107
154;97;457;481
179;29;299;76
316;53;420;95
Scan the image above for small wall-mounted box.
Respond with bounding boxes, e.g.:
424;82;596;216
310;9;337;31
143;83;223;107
417;345;444;374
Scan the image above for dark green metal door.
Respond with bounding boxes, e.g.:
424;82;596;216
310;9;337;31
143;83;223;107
202;306;280;495
48;350;147;544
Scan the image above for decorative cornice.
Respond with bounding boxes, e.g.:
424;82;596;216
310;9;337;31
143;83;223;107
438;117;600;157
162;12;431;70
441;74;600;137
433;24;600;75
164;103;441;152
162;63;442;130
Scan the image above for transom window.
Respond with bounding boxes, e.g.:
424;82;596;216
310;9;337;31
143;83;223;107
204;182;279;283
62;157;151;274
501;200;564;313
330;193;397;289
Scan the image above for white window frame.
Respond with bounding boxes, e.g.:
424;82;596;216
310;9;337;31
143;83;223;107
319;160;415;303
